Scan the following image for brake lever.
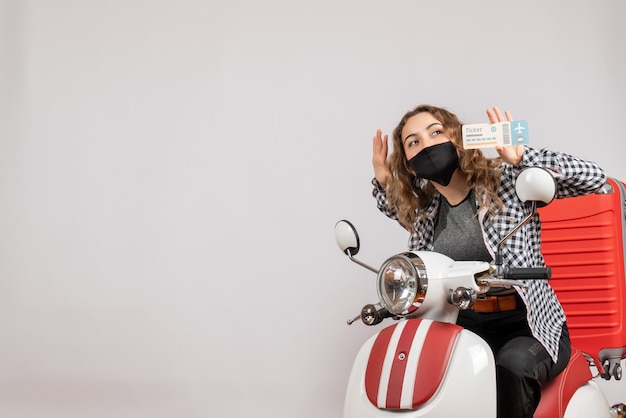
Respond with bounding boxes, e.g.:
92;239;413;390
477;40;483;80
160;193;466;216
476;277;529;290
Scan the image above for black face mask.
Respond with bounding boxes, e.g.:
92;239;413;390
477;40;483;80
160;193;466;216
407;141;459;186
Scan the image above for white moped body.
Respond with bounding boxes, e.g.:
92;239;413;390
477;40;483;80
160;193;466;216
341;253;614;418
336;168;624;418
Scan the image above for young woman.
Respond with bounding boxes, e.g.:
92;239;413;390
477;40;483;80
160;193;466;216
371;105;607;418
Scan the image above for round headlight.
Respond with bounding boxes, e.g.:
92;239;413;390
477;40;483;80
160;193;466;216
377;253;427;315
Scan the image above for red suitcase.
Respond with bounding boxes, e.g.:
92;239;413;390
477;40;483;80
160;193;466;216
539;177;626;379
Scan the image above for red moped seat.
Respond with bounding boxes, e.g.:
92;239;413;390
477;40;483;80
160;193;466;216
534;347;592;418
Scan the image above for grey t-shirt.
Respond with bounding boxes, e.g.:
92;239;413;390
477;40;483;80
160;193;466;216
432;190;492;262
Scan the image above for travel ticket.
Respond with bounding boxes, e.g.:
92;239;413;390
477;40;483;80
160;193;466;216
462;120;529;149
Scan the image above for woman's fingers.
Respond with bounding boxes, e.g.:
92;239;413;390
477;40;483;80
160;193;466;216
372;129;390;185
486;106;513;123
494;106;505;122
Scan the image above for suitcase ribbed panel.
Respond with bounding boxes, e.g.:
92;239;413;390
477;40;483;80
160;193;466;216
539;178;626;357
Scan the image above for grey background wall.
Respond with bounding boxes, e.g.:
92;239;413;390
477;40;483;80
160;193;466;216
0;1;624;417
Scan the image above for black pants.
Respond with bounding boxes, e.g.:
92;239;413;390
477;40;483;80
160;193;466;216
457;295;571;418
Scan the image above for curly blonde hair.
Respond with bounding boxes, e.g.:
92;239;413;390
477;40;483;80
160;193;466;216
386;105;504;231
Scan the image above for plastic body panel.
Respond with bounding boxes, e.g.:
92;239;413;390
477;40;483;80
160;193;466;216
563;381;612;418
343;328;497;418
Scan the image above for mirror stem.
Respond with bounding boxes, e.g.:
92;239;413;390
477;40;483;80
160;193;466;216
347;251;379;274
495;201;537;275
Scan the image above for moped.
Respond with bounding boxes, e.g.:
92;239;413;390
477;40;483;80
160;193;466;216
335;167;625;418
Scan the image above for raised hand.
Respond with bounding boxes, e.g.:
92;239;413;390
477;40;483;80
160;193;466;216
372;129;391;186
487;106;523;166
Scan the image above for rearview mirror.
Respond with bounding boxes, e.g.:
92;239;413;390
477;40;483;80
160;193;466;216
515;167;556;207
335;220;360;256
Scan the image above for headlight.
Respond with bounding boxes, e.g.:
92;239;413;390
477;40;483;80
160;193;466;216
377;253;428;315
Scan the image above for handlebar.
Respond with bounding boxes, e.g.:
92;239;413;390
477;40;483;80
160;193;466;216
503;267;552;280
478;267;551;290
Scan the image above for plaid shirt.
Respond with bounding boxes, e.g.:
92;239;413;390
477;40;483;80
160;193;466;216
373;146;607;361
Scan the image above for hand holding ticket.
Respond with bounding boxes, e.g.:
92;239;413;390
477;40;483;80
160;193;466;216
462;120;529;149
